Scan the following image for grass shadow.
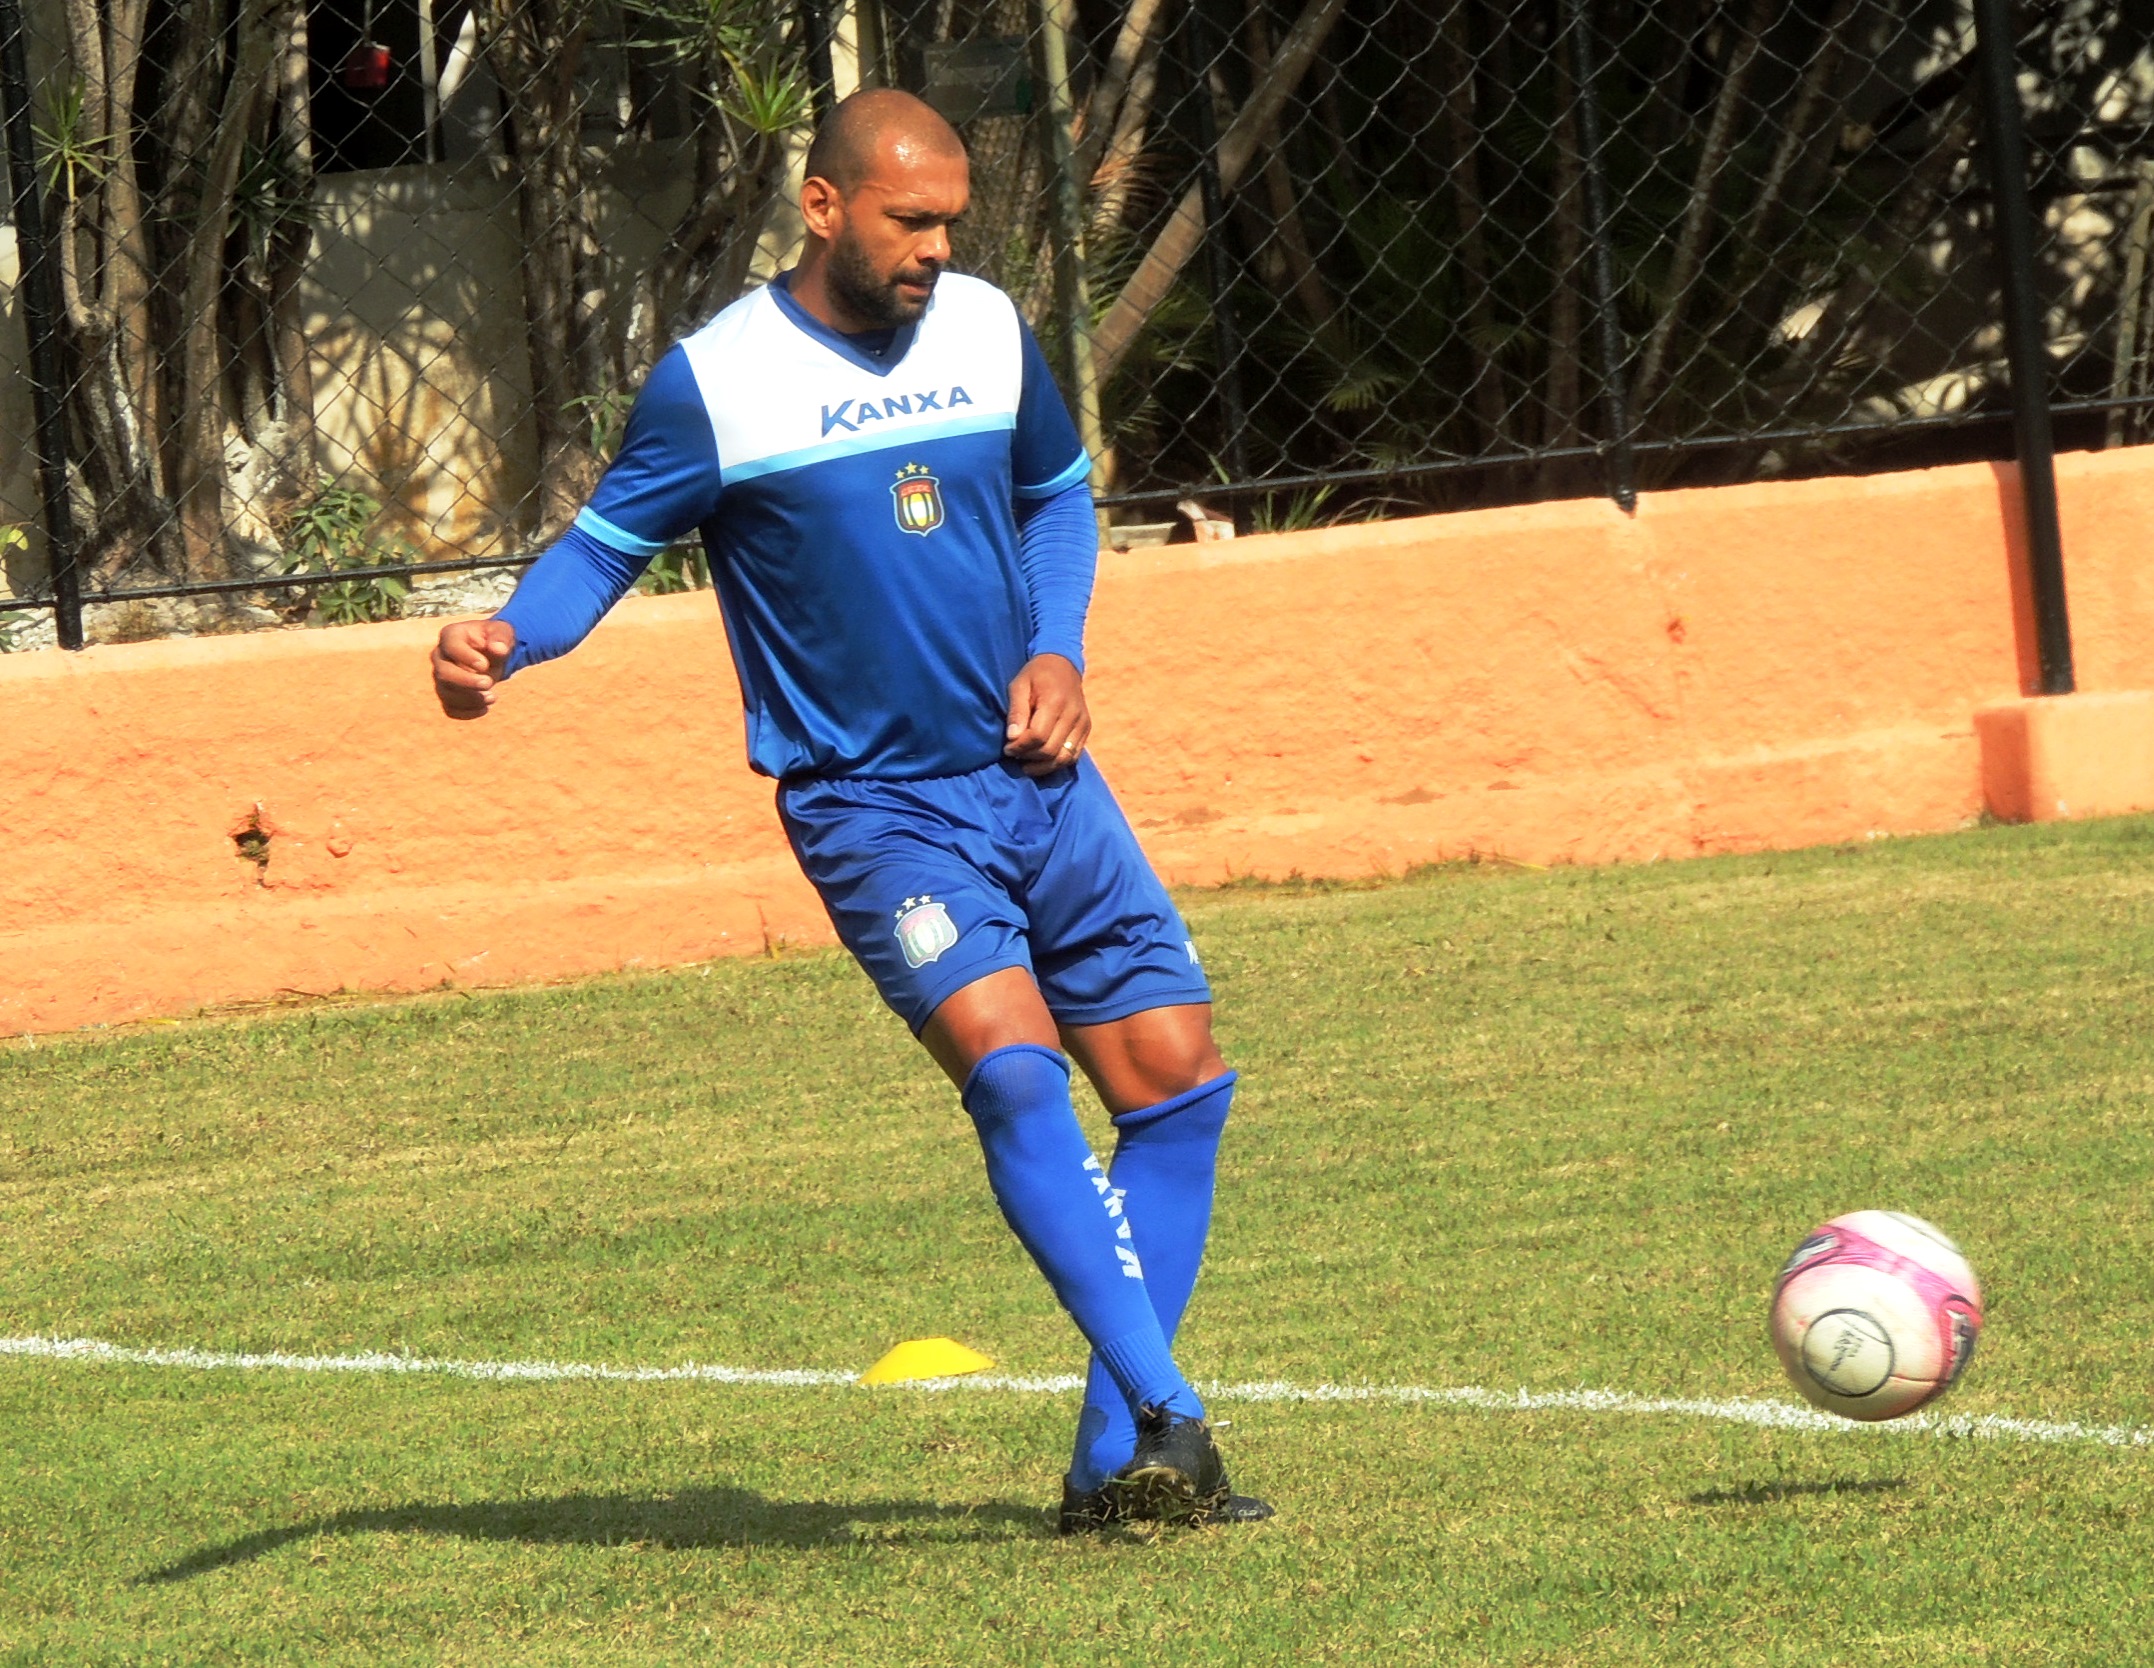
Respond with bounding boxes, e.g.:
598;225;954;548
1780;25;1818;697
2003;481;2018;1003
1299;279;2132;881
1686;1477;1907;1507
137;1484;1045;1582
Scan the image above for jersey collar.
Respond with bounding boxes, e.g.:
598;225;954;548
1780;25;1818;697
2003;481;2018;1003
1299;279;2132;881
769;270;921;378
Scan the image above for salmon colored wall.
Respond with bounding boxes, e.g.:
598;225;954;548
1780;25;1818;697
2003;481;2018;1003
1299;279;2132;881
6;448;2153;1036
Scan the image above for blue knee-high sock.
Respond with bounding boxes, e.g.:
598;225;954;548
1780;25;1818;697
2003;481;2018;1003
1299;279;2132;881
1068;1071;1235;1492
961;1045;1205;1424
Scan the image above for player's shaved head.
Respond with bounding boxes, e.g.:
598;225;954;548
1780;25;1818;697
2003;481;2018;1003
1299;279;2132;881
803;89;966;193
793;89;969;331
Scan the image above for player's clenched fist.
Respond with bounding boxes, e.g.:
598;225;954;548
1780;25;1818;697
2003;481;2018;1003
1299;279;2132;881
1004;652;1090;776
431;618;516;719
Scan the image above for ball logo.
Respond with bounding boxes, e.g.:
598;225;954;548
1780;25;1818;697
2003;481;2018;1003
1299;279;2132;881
891;463;945;535
1777;1230;1839;1288
1801;1308;1895;1397
893;895;959;968
1943;1302;1980;1386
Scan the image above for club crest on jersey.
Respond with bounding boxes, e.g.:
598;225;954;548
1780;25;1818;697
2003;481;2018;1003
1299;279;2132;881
891;463;945;535
894;895;959;967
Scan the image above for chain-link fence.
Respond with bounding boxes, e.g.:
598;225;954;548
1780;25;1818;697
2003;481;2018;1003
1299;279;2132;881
1;0;2150;648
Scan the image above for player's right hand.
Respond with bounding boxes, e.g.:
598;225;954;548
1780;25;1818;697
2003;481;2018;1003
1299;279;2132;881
431;618;516;719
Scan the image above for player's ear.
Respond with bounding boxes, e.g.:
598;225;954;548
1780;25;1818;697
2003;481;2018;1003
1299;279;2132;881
800;174;844;239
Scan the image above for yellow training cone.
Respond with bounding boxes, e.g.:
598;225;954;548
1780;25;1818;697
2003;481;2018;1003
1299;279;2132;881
859;1337;995;1384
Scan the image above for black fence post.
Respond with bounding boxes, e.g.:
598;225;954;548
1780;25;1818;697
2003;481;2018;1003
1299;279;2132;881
1566;0;1636;514
1181;0;1254;528
1974;0;2074;694
0;0;84;650
798;0;838;120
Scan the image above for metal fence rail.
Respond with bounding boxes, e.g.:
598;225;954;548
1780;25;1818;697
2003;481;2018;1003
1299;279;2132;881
0;0;2148;650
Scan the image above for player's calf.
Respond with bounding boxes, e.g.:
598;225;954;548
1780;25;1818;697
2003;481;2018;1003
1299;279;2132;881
960;1044;1207;1422
1066;1071;1236;1494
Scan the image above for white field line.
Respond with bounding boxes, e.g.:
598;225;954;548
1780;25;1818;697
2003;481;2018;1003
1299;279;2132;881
3;1334;2147;1451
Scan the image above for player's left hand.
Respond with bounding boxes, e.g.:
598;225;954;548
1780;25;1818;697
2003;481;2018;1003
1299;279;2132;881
1004;653;1090;777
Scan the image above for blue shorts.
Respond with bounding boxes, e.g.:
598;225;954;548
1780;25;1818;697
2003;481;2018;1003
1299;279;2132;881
777;757;1213;1034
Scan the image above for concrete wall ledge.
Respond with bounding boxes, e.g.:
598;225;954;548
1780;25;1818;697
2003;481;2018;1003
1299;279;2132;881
1975;690;2154;823
6;447;2154;1036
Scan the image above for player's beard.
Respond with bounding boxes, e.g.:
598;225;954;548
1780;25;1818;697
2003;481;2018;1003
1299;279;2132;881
827;228;940;328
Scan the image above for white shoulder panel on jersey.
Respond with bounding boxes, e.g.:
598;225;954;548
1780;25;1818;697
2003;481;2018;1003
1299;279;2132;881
675;273;1024;487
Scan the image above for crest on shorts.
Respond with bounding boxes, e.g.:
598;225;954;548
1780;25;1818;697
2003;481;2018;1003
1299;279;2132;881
894;895;960;968
891;463;945;536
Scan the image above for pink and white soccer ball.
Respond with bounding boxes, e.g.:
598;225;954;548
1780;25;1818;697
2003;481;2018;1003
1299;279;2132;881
1769;1210;1983;1421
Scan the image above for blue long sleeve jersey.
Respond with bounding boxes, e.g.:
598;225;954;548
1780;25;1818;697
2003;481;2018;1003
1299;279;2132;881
494;270;1097;782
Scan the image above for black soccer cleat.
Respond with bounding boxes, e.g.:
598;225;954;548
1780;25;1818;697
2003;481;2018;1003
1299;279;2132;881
1058;1474;1276;1535
1196;1488;1276;1526
1108;1405;1232;1525
1057;1475;1133;1535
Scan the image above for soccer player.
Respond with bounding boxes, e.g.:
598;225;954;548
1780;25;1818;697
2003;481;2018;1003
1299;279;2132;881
429;89;1268;1533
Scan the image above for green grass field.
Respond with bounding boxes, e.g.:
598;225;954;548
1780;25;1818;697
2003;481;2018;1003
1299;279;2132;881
5;817;2153;1664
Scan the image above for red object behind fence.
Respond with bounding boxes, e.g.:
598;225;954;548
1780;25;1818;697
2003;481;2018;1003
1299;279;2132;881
338;42;392;92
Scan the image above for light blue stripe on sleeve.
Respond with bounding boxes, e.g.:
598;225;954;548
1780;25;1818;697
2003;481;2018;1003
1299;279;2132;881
573;506;672;559
723;412;1016;486
1014;451;1092;499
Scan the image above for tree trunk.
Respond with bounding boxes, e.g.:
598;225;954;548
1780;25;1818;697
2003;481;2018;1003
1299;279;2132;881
56;0;172;578
1244;5;1335;337
1436;0;1506;441
1738;0;1858;263
1541;38;1584;460
626;93;740;373
265;0;316;492
173;0;280;576
1093;0;1351;383
1086;30;1161;244
1631;0;1773;414
2108;159;2154;448
487;0;607;535
1074;0;1169;186
641;92;804;371
708;131;798;316
1643;0;1711;159
942;0;1042;290
1700;0;1863;394
1791;101;1979;398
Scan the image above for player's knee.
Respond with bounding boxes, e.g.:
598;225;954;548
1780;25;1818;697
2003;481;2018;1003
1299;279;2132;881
1163;1012;1229;1083
923;967;1061;1089
1112;1033;1228;1111
1165;1034;1229;1094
